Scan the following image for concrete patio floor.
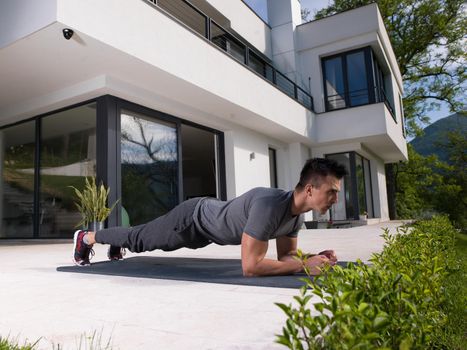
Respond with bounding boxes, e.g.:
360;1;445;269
0;221;405;350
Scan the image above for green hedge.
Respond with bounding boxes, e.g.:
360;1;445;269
276;216;462;349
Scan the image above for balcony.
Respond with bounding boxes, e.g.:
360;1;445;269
314;103;408;162
145;0;313;110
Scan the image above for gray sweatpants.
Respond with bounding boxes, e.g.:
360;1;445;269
94;198;212;253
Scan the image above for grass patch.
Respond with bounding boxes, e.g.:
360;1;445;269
0;329;113;350
0;337;38;350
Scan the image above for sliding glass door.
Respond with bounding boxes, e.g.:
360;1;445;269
120;110;178;226
0;122;36;238
40;103;97;237
327;152;374;220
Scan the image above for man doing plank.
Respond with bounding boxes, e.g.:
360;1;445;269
72;158;346;276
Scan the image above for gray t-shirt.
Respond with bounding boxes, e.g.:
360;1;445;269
193;187;304;245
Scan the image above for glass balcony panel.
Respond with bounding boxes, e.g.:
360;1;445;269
297;87;312;109
248;52;266;77
275;71;295;98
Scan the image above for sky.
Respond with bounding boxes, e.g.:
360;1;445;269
243;0;332;22
243;0;451;125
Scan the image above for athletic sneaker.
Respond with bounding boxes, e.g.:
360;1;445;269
72;230;94;266
107;245;126;261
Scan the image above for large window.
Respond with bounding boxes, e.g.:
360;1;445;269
326;152;374;220
0;122;36;238
322;47;394;116
0;96;225;239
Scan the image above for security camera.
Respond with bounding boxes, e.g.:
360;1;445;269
62;28;74;40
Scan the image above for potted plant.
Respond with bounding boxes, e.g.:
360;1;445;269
359;211;368;221
69;177;119;231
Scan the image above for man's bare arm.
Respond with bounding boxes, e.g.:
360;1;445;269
241;233;303;277
276;235;299;262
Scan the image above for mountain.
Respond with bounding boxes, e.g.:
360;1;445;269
410;113;467;163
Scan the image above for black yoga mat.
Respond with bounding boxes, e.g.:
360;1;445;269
57;256;317;289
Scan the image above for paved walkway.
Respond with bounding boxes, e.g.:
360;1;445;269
0;222;405;350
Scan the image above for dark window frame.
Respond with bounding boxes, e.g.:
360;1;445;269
0;98;98;239
0;95;226;239
268;147;278;188
322;46;396;121
106;96;227;226
325;151;375;221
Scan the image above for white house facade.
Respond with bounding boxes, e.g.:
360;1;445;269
0;0;407;238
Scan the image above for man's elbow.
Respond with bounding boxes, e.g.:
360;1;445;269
242;265;260;277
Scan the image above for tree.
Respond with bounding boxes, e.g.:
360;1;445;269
393;144;444;219
315;0;466;219
435;130;467;231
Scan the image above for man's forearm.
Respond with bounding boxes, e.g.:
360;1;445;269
242;257;303;277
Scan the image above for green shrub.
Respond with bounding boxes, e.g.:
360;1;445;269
276;216;459;349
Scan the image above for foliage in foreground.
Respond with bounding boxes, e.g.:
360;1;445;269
276;216;463;349
0;330;112;350
0;337;37;350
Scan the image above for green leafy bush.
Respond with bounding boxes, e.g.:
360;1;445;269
276;216;460;349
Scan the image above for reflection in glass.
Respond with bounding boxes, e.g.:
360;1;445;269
327;153;352;220
121;111;178;226
40;103;96;237
363;158;374;217
346;51;369;106
325;56;346;110
181;124;217;200
269;148;278;188
355;154;367;215
0;122;35;238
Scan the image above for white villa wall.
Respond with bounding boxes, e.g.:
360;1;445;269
0;0;313;143
224;126;299;198
0;0;57;49
267;0;302;82
373;158;388;220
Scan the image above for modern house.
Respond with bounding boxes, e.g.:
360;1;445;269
0;0;407;239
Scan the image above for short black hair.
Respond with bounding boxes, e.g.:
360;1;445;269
296;158;347;190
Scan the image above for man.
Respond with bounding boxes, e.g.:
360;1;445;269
72;158;347;276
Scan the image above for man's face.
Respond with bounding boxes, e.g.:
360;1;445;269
308;176;341;214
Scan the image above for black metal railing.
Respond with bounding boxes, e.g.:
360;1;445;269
377;87;396;121
326;86;396;121
146;0;313;110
